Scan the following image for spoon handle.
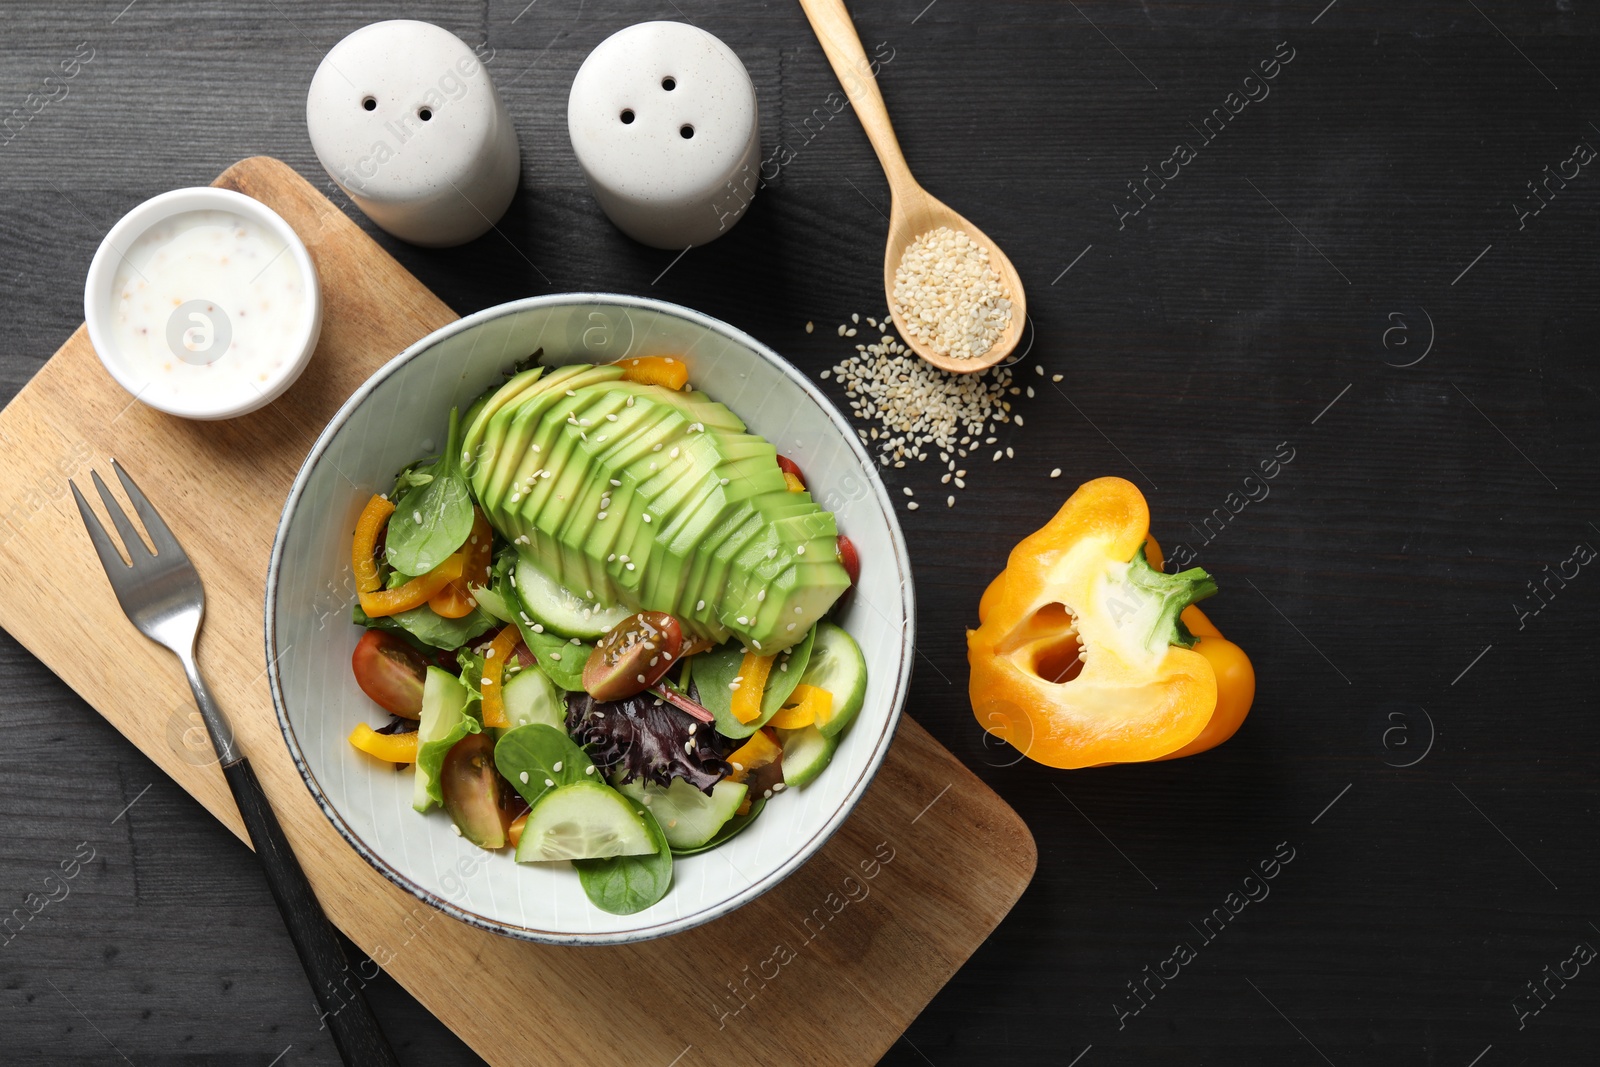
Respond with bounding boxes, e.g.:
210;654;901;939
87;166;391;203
796;0;916;192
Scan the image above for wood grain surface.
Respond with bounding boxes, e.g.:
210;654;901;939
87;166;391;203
0;155;1034;1066
2;2;1598;1065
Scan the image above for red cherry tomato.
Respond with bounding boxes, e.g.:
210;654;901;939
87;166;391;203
583;611;685;702
835;534;860;587
351;629;429;718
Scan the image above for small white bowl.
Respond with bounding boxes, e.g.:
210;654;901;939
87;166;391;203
83;187;322;420
266;294;915;944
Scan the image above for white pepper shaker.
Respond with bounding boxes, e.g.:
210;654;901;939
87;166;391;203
568;22;760;249
306;20;520;248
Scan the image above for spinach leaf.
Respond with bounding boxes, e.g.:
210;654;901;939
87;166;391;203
574;797;673;914
493;724;594;809
514;622;592;692
389;602;497;650
692;626;817;739
385;407;476;576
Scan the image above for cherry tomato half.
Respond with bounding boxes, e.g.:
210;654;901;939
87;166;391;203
776;455;806;488
582;611;685;702
835;534;860;587
351;629;429;718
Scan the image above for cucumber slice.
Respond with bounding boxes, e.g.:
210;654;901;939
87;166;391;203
501;666;564;729
513;554;631;639
614;776;748;850
412;667;476;813
774;724;837;788
514;781;657;862
671;795;766;856
801;620;867;739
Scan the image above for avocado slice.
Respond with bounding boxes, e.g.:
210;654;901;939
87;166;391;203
469;369;851;651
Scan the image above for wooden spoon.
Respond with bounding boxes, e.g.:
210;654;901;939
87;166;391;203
797;0;1026;374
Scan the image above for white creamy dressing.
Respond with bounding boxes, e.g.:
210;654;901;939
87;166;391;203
108;209;306;409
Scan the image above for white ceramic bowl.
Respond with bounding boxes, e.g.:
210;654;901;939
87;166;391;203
83;187;322;420
266;294;914;944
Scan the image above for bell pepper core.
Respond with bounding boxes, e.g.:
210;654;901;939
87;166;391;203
348;722;419;763
967;476;1235;769
479;625;523;729
615;356;689;391
768;684;831;730
730;650;775;724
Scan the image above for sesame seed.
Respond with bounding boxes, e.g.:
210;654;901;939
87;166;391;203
532;623;544;633
837;324;847;337
519;771;529;784
1050;468;1062;478
697;599;706;611
585;765;595;775
892;226;1013;360
1006;447;1015;458
1035;365;1044;376
907;501;919;510
772;782;787;793
851;313;860;323
797;545;806;554
757;589;766;601
643;513;651;522
550;652;561;660
626;562;635;570
806;321;815;333
544;778;555;788
902;487;913;497
552;761;563;772
787;622;797;631
993;450;1003;462
412;510;423;524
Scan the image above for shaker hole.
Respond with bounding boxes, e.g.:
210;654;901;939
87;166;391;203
662;76;677;91
361;96;376;111
621;109;636;124
418;107;433;122
679;124;694;139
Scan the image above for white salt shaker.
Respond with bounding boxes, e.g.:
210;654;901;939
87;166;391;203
568;22;760;249
306;20;520;248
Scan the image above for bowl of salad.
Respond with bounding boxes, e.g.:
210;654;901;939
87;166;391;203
266;294;913;944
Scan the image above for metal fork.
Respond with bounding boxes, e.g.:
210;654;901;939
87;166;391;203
72;460;398;1067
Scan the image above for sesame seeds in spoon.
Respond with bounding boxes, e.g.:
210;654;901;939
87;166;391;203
798;0;1027;374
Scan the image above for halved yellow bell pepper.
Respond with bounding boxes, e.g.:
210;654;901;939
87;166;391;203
968;476;1251;768
348;722;419;763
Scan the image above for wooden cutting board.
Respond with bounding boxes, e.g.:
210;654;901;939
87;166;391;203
0;157;1035;1066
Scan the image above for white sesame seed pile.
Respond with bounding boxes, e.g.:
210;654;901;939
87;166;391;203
821;315;1041;508
892;226;1014;360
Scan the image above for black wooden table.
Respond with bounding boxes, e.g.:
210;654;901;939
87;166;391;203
3;2;1597;1064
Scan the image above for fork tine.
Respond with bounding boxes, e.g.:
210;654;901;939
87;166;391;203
110;458;183;558
71;479;133;576
90;469;153;561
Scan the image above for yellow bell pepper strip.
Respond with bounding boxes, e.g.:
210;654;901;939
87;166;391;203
478;624;523;729
348;722;419;763
615;355;689;390
724;729;782;783
357;553;464;618
967;476;1227;769
1142;536;1255;762
768;684;832;730
352;494;396;594
729;650;776;724
428;509;493;618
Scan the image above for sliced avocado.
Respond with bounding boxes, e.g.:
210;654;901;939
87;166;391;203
471;370;850;652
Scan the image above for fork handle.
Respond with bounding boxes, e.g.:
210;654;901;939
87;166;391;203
222;757;401;1067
